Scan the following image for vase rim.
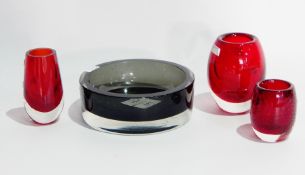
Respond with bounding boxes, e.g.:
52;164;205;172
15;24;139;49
257;79;294;92
218;32;257;45
26;48;56;58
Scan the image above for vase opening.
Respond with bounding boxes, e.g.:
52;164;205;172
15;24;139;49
258;79;292;91
221;33;254;44
27;48;55;57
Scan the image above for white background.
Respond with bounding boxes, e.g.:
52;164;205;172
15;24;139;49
1;0;305;174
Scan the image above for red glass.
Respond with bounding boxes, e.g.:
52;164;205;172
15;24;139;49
24;48;63;124
250;79;296;142
208;33;265;113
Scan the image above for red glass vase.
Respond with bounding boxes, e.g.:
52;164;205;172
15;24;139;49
208;33;265;113
250;79;296;142
24;48;64;124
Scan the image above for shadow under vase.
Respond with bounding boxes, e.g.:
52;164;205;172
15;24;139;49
194;92;238;116
236;123;267;143
6;107;41;126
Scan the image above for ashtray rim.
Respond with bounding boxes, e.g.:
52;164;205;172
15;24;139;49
79;59;194;98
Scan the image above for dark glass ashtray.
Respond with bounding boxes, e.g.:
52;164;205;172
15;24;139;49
79;59;195;135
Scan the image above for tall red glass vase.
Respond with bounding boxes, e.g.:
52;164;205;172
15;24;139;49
250;79;296;142
24;48;64;124
208;33;265;113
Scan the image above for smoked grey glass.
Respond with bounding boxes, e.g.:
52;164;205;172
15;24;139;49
79;59;195;135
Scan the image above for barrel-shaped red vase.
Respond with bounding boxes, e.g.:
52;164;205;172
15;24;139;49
208;33;265;113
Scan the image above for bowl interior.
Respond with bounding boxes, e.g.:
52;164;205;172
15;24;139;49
87;60;186;94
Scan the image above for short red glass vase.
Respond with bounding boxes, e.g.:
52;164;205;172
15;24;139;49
24;48;64;124
250;79;296;142
208;33;265;113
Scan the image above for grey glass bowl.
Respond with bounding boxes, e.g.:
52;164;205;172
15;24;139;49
79;59;195;135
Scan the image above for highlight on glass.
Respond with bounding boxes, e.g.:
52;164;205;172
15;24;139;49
24;48;64;124
250;79;296;142
208;33;265;113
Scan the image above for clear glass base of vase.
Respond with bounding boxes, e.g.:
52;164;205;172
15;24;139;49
24;99;63;124
210;91;250;114
253;128;283;142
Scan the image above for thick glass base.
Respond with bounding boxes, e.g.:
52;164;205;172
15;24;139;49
82;110;191;135
210;91;250;113
24;99;64;124
252;128;284;142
